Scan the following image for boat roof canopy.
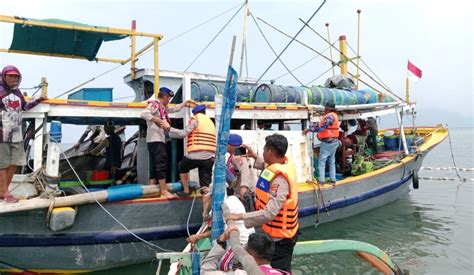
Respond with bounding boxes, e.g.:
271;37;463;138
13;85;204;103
10;18;128;61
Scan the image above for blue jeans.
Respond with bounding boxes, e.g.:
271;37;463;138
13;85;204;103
319;141;339;182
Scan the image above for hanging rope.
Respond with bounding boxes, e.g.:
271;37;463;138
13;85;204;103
249;11;304;86
446;129;464;181
184;3;244;72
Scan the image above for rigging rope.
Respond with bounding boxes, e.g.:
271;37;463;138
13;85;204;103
252;0;327;86
249;11;304;86
184;3;244;72
57;3;244;99
44;134;176;252
346;43;394;94
272;44;332;82
299;20;405;102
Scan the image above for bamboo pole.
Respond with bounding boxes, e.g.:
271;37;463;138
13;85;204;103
405;77;410;103
239;1;249;77
131;20;137;80
0;185;161;214
339;35;348;75
356;9;362;89
0;48;126;63
0;15;163;38
325;23;335;77
154;37;160;98
41;77;48;98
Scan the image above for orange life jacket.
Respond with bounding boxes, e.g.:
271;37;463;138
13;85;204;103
317;112;339;139
255;159;299;239
186;113;216;153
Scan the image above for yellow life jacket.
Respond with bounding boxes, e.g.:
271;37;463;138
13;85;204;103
187;113;216;153
255;158;299;239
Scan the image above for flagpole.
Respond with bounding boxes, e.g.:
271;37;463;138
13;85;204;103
405;77;410;103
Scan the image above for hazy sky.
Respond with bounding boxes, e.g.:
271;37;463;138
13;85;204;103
0;0;472;138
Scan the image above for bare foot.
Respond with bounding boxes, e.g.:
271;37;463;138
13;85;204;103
160;191;178;199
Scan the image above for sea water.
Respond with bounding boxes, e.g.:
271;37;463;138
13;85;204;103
93;128;473;275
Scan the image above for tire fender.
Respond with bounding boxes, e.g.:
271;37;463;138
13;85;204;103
412;170;419;189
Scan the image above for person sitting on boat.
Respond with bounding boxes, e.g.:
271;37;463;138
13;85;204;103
0;65;46;203
140;86;192;199
226;133;256;212
225;134;298;272
303;102;341;185
166;105;216;197
87;122;123;179
74;125;106;151
201;226;289;275
187;195;254;248
366;117;378;154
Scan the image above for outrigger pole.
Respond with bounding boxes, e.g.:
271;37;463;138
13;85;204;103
0;15;163;98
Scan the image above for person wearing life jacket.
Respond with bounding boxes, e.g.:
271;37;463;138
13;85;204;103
303;102;341;185
225;134;298;272
226;133;256;212
140;87;192;199
0;65;46;203
167;105;216;197
201;226;290;275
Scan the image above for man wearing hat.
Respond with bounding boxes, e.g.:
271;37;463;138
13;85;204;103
0;65;46;203
166;104;216;197
303;102;341;185
226;133;256;211
140;87;192;199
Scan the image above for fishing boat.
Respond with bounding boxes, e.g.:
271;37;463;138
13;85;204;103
0;3;447;273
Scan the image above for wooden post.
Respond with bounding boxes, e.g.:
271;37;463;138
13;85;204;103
153;37;159;98
339;35;348;75
356;9;361;89
131;20;137;80
41;77;48;98
229;35;237;67
325;23;335;77
239;1;249;77
405;77;410;103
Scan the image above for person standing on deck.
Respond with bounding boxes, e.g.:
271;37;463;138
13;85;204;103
140;87;191;199
0;65;46;203
87;123;123;179
225;134;299;272
303;102;340;184
165;105;216;197
366;117;378;154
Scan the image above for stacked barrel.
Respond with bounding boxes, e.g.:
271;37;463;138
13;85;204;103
190;81;394;105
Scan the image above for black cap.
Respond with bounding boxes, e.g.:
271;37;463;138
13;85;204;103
324;102;336;110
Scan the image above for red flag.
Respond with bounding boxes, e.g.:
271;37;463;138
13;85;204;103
407;60;422;79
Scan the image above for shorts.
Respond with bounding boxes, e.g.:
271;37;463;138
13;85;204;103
0;142;26;169
147;142;167;181
178;156;214;187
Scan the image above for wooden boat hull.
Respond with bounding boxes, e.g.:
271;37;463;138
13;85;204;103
0;128;447;272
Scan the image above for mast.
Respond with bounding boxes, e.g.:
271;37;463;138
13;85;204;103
239;0;249;77
339;35;348;75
